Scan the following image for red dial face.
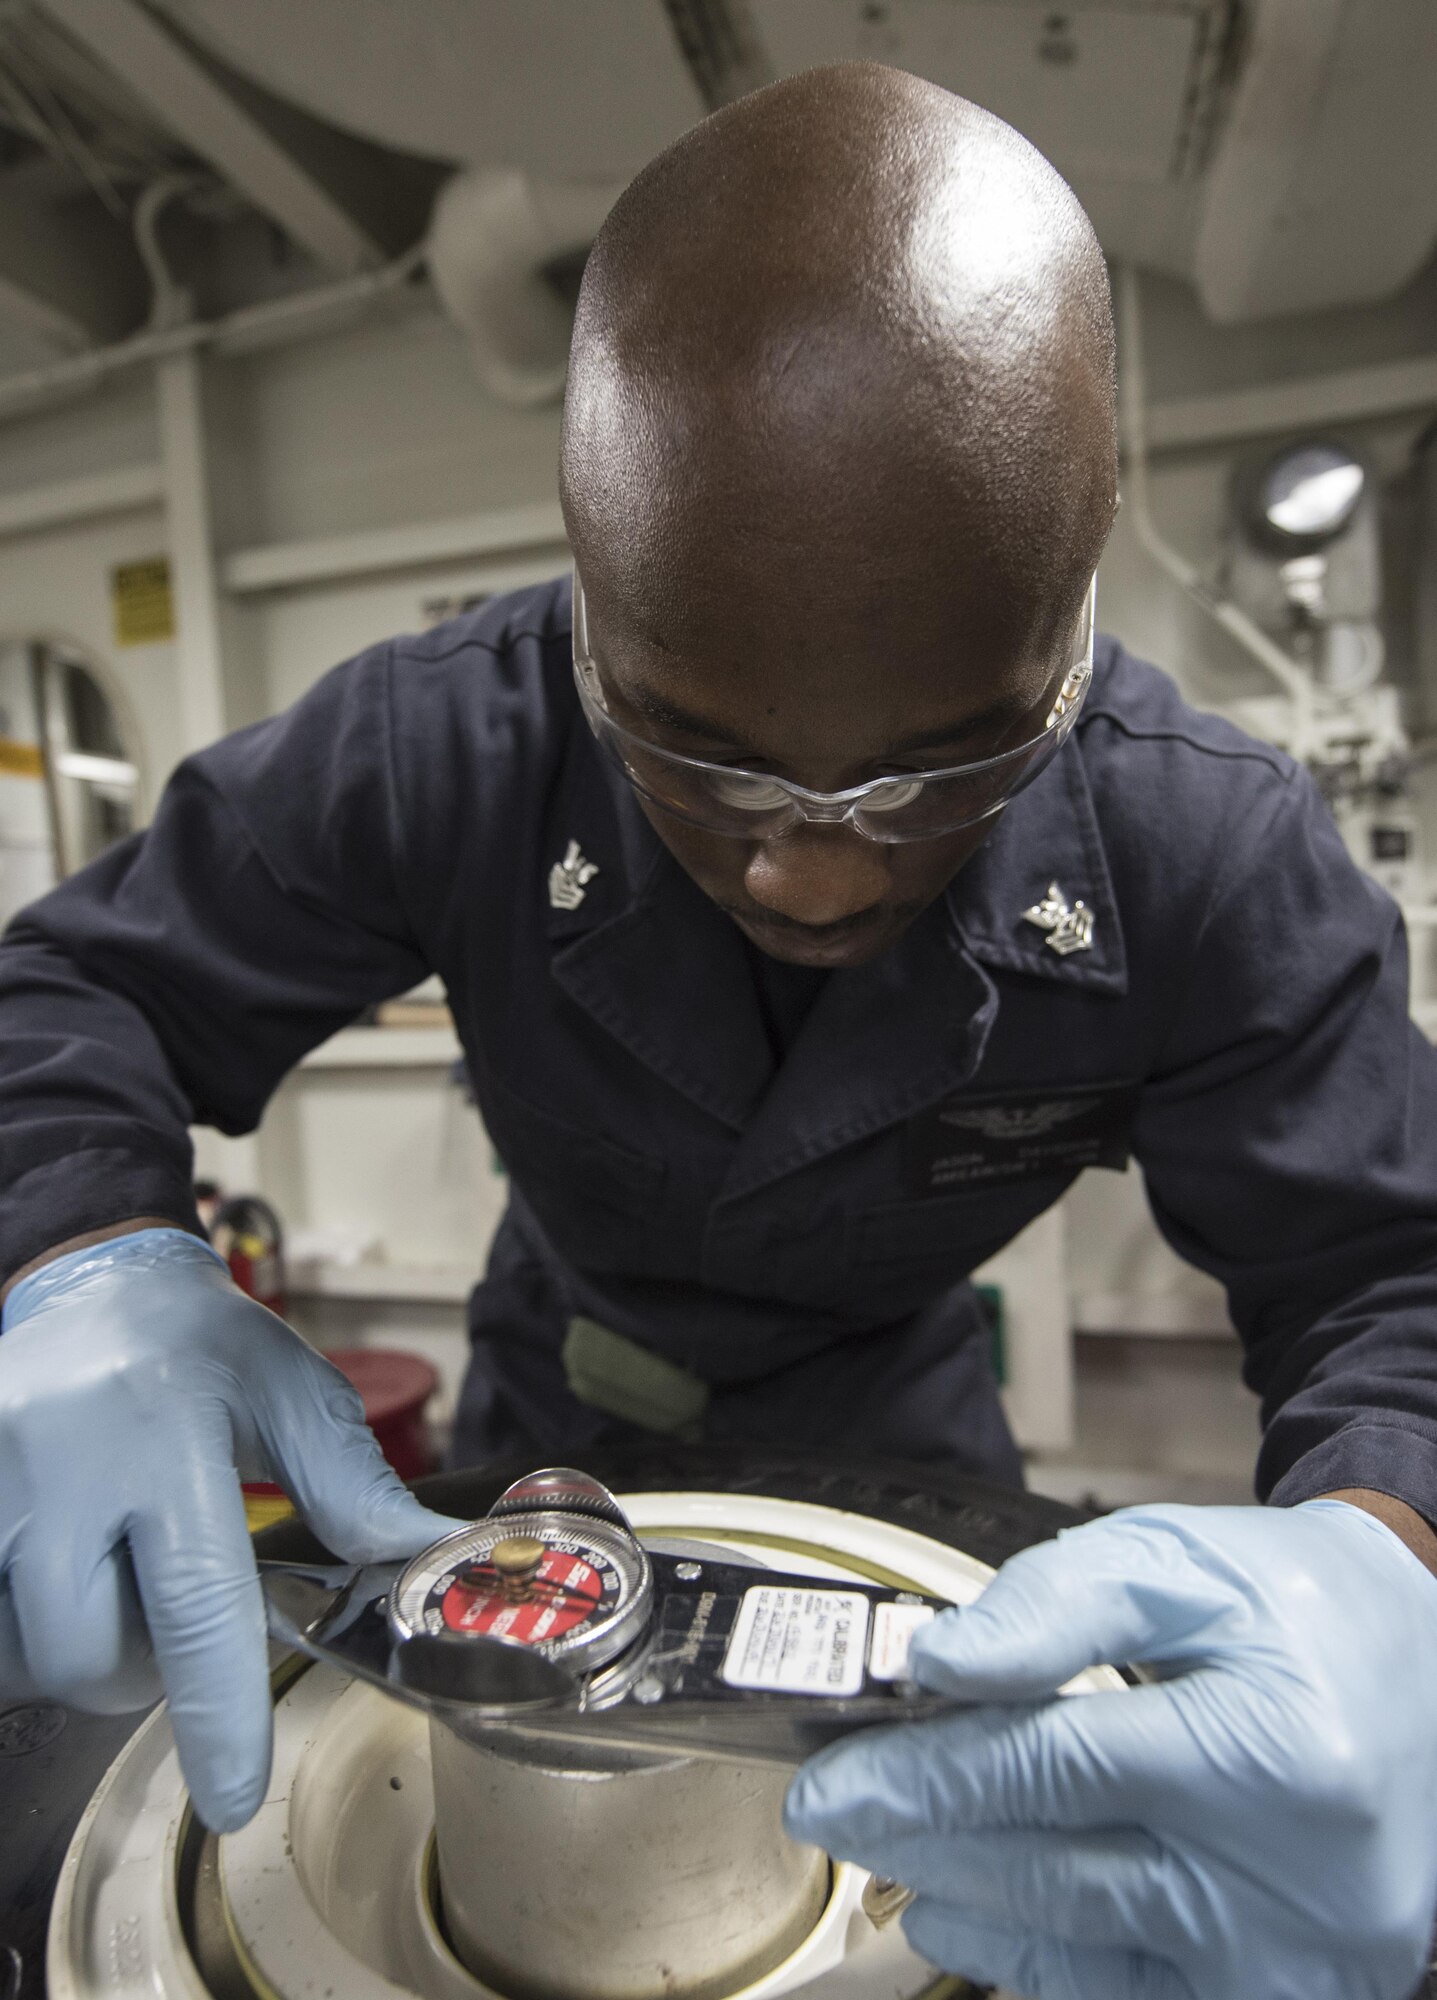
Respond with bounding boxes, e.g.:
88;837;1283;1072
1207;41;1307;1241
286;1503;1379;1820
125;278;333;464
439;1547;607;1646
393;1513;644;1667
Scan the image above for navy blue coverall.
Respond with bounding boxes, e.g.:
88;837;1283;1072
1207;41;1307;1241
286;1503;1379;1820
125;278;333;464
2;575;1436;1513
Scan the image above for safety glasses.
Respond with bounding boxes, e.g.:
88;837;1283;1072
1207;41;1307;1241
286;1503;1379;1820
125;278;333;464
572;571;1095;844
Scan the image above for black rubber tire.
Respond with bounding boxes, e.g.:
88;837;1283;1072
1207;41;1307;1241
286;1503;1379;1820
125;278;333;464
0;1703;154;2000
14;1455;1433;1999
254;1444;1088;1571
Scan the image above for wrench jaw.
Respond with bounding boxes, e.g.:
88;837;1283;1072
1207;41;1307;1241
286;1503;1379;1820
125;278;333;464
390;1627;580;1707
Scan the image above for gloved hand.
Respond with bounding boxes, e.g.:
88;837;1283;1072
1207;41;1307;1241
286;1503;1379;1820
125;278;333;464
786;1500;1437;2000
0;1227;461;1832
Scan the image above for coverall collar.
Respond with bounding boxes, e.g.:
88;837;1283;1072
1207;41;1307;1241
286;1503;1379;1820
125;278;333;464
949;708;1128;997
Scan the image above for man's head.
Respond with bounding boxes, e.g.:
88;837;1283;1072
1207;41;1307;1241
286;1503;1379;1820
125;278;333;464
561;62;1117;967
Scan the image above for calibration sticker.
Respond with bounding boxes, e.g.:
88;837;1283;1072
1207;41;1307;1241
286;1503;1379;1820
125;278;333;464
868;1601;936;1681
721;1586;869;1697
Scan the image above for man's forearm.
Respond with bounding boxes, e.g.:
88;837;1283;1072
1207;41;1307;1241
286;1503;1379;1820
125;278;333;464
1322;1487;1437;1579
1;1216;186;1306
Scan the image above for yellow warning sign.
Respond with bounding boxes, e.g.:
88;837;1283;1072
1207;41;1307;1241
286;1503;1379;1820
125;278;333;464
244;1489;296;1535
0;737;43;778
112;557;175;646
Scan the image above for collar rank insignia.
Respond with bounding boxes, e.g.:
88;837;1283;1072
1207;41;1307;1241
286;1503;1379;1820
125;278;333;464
1022;881;1095;957
548;839;600;912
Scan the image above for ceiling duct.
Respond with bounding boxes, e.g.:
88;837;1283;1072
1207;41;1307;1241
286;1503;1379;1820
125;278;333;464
91;0;1437;329
152;1;707;181
426;168;619;406
1194;0;1437;321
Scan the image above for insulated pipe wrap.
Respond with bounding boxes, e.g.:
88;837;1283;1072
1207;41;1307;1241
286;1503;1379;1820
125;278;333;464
426;169;620;406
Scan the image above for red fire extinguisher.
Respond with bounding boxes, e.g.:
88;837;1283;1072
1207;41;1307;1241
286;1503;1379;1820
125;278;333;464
209;1193;286;1315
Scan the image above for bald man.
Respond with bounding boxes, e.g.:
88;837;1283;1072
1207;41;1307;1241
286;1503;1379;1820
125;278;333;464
3;65;1437;1999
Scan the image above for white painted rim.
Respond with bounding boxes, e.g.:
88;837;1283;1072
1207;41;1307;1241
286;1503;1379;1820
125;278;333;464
48;1488;1120;1999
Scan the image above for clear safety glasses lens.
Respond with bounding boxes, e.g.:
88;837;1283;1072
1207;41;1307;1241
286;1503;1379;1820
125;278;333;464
573;576;1095;844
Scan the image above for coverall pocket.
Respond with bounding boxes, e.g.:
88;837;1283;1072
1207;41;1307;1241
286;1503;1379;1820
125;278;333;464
478;1074;667;1269
850;1196;977;1270
848;1186;1055;1274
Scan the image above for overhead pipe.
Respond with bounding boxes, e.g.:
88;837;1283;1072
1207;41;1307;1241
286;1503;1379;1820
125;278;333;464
1118;263;1316;758
0;243;428;424
131;172;206;331
0;164;614;423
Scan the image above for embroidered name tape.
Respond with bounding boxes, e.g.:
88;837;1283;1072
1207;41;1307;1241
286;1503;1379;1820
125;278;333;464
904;1081;1138;1196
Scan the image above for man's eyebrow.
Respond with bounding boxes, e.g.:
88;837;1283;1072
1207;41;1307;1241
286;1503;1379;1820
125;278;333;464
887;702;1024;755
627;683;1030;759
627;684;753;748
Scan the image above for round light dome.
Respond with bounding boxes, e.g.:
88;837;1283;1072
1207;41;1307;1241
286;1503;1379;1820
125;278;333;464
1257;443;1366;545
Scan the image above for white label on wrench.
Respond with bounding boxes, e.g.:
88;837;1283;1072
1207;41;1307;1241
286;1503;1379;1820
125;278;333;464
869;1601;936;1681
722;1586;869;1697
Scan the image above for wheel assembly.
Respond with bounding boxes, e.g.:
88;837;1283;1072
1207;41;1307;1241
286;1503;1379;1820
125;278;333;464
42;1450;1120;2000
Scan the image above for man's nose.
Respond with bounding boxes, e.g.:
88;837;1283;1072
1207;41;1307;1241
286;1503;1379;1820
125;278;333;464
743;827;891;926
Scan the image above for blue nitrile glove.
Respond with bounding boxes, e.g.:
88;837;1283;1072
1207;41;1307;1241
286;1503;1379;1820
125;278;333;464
786;1500;1437;2000
0;1227;461;1831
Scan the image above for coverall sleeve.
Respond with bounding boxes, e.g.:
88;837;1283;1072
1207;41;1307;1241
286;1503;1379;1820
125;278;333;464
0;644;430;1282
1134;764;1437;1525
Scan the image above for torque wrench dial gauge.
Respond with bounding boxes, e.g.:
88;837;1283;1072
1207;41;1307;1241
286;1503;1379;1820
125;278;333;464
263;1465;966;1764
389;1469;654;1676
